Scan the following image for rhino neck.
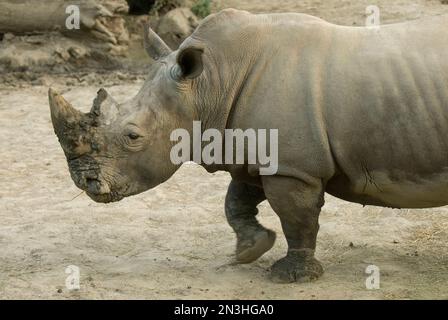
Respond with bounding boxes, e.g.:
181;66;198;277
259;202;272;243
191;45;274;175
187;10;273;174
193;49;262;135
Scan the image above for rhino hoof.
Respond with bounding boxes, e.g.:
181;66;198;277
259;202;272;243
236;229;276;264
270;250;323;283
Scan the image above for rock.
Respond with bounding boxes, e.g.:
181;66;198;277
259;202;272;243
3;33;14;41
68;46;87;60
0;0;129;53
155;7;199;50
100;0;129;14
0;33;123;74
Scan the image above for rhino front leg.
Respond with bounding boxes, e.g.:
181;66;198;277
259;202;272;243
225;180;276;263
262;175;324;283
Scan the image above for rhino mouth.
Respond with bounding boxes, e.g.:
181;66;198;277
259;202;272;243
86;180;133;203
86;190;124;203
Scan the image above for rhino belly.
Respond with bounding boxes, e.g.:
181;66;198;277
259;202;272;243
326;168;448;209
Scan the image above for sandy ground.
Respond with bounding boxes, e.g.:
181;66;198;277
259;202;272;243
213;0;448;24
1;1;448;300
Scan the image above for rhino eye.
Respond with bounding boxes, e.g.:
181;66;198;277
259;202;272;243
127;133;141;140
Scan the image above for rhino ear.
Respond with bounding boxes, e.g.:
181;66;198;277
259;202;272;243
143;25;172;60
176;47;204;79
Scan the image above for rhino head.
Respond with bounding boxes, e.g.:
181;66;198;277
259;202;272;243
49;27;205;203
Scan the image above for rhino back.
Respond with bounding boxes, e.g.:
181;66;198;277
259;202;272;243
323;16;448;208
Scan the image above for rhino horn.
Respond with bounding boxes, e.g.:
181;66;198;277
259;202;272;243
90;88;119;125
143;25;172;60
49;88;83;133
48;88;91;156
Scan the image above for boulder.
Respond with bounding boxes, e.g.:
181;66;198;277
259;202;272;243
155;7;199;49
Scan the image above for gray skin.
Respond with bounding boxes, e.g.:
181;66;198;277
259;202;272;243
49;9;448;283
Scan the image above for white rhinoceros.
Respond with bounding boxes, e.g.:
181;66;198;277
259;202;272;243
49;9;448;283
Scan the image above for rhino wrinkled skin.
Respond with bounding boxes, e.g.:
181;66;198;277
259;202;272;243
49;9;448;283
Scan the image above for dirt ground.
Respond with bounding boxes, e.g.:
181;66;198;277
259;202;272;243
1;0;448;300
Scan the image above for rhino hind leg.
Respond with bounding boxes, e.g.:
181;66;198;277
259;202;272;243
262;175;324;283
225;180;276;264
